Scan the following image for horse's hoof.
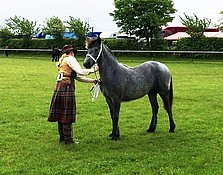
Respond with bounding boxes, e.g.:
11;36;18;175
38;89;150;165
147;128;156;133
169;130;175;133
109;133;113;137
169;125;176;133
111;137;119;141
147;124;157;132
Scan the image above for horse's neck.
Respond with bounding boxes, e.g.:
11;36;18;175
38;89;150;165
99;46;120;80
100;46;119;70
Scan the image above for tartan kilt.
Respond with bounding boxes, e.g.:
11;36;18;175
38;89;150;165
48;81;76;123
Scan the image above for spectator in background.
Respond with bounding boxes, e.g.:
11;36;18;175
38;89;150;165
52;46;60;62
4;44;9;57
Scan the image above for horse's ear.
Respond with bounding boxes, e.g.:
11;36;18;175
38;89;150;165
85;34;102;48
98;36;102;44
85;37;95;48
102;39;106;44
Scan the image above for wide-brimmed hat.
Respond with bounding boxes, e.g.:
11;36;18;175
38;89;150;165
61;45;74;54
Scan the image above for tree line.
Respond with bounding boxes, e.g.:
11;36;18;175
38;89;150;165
0;15;91;48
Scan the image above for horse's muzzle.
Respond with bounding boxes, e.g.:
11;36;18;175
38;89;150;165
83;57;93;69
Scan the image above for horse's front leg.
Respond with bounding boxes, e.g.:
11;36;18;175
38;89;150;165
106;98;120;140
105;98;115;137
111;101;121;140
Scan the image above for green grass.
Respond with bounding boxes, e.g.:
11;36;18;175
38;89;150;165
0;54;223;175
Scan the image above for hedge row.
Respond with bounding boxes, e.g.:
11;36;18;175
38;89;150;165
1;37;223;52
0;38;82;50
175;37;223;51
0;38;145;50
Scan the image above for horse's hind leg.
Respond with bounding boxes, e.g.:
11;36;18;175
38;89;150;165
160;93;175;132
147;90;159;132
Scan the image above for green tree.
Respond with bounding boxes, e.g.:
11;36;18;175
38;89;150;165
42;16;66;40
216;11;223;31
5;15;39;47
0;27;13;46
180;13;211;38
110;0;176;49
66;16;91;46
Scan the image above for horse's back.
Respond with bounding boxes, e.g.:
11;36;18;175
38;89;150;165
134;61;172;91
139;61;169;72
118;61;170;101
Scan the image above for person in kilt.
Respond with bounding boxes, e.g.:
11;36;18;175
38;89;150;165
48;45;98;144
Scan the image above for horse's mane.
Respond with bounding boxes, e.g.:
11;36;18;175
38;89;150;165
102;41;133;68
103;44;114;56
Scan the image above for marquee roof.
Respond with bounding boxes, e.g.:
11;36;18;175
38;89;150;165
164;32;223;41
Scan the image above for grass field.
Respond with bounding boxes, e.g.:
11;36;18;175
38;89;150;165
0;54;223;175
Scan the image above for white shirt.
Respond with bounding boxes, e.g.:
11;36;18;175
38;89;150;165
65;56;95;83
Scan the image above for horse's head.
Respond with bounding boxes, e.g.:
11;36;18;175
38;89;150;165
83;34;102;69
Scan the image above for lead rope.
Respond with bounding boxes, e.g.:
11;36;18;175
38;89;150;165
94;63;99;80
88;43;103;102
90;82;100;102
90;64;101;102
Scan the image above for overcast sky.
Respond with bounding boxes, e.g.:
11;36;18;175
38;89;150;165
0;0;222;32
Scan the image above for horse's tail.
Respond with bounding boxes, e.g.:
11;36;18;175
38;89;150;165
169;77;173;109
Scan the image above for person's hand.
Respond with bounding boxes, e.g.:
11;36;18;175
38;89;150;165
93;79;100;84
94;64;99;72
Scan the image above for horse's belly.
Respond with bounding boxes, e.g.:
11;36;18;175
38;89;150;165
122;85;151;101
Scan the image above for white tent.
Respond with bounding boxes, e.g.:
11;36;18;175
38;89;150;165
100;31;118;39
212;32;223;38
204;32;220;37
165;31;223;41
164;32;190;41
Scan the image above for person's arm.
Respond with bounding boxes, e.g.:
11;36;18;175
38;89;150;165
75;74;95;83
66;56;95;76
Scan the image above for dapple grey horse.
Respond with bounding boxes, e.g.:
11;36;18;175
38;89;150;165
83;36;175;140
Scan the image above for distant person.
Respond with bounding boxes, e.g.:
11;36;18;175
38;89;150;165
52;46;60;62
4;44;9;57
48;45;99;144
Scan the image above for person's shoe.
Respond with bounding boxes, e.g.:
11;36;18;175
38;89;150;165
64;140;74;145
59;137;64;142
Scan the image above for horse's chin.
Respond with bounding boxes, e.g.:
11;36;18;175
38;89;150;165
86;66;94;69
83;62;92;69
